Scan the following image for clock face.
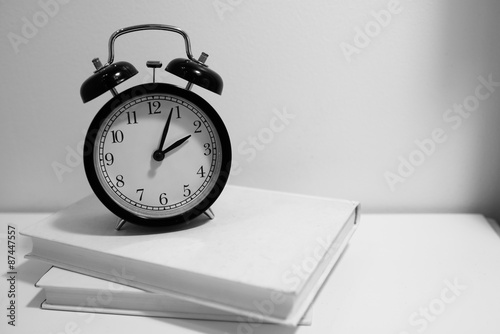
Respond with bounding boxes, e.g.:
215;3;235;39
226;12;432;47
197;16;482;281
84;83;231;225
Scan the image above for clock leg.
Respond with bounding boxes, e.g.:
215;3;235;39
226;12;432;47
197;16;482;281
203;207;215;220
115;218;127;231
115;209;214;230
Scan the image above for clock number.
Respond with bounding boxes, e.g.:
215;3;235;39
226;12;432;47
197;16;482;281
148;101;161;114
126;111;138;125
183;185;191;197
136;188;144;201
111;130;124;143
193;120;202;133
104;153;114;166
203;143;211;156
173;106;181;119
159;193;168;205
116;175;125;188
197;166;206;178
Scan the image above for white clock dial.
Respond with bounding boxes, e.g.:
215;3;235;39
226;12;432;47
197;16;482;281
95;93;221;219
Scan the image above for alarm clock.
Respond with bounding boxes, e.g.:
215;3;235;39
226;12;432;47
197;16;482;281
80;24;231;229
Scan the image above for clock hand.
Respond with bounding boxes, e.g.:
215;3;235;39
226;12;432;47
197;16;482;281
153;109;174;162
162;135;191;155
157;109;173;151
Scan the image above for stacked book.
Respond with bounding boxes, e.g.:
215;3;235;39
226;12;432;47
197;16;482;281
21;185;359;326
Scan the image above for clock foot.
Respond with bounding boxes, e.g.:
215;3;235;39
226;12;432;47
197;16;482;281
115;218;127;231
203;207;215;220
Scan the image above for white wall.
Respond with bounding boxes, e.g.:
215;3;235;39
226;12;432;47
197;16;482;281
1;0;500;218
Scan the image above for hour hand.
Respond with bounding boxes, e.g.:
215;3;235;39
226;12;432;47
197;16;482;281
153;135;191;161
162;135;191;155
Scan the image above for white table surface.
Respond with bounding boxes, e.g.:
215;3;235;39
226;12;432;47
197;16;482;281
2;212;500;334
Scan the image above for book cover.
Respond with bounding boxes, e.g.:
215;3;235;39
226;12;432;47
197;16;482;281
37;267;313;324
21;185;359;325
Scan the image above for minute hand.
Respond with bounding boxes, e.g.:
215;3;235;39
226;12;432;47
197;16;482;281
157;109;173;151
162;135;191;155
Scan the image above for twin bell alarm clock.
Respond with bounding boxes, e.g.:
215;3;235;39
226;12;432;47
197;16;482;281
80;24;231;229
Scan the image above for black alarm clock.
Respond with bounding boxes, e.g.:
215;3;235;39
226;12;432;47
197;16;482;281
80;24;231;229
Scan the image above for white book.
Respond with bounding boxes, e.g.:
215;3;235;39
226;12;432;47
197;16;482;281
21;185;359;326
37;266;313;324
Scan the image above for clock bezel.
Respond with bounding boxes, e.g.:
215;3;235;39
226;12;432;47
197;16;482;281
83;83;231;226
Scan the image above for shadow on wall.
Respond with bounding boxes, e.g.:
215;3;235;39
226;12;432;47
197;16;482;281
441;0;500;221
